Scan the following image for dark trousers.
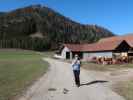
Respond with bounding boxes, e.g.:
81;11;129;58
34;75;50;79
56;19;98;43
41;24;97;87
73;70;80;86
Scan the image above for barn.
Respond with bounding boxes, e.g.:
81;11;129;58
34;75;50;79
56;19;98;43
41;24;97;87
58;35;133;61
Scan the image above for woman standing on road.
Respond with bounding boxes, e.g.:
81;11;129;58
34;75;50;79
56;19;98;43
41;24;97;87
72;54;81;87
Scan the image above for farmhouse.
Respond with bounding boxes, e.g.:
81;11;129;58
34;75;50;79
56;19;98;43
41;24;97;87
58;35;133;61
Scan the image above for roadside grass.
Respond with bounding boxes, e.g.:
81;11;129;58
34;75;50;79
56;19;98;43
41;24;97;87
82;62;133;100
113;80;133;100
41;51;55;58
0;50;49;100
82;62;133;71
82;61;133;100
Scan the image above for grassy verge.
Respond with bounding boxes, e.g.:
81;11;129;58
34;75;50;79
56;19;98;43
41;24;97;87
113;80;133;100
82;62;133;71
0;50;49;100
41;51;55;58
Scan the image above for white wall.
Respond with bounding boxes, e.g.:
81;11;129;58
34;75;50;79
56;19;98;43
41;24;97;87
61;47;113;60
83;53;89;59
61;47;71;59
83;52;113;60
88;52;113;57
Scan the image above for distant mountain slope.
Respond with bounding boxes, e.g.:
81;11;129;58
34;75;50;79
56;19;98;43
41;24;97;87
0;12;5;15
0;4;114;50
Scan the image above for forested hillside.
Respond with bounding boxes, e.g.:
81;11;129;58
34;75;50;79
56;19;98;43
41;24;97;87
0;4;114;50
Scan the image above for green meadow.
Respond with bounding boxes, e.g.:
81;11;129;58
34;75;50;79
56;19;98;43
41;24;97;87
0;50;49;100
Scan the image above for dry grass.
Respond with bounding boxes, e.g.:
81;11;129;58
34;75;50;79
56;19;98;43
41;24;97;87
82;62;133;100
113;80;133;100
82;62;133;71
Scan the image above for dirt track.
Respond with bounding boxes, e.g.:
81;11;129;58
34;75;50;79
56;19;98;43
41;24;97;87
18;58;125;100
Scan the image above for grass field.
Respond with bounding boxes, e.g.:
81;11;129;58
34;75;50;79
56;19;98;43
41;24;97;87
0;50;49;100
82;62;133;71
41;51;55;58
113;80;133;100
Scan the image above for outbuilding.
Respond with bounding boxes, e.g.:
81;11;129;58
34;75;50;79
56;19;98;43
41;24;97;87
57;35;133;61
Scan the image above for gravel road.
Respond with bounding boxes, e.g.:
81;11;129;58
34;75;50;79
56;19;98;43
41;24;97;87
18;58;125;100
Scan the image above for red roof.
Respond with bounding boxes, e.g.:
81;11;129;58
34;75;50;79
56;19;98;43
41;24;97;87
64;40;124;52
64;35;133;52
99;35;133;47
82;40;124;52
64;44;83;52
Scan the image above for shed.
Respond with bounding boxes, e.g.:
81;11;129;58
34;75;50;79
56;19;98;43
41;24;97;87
60;40;131;60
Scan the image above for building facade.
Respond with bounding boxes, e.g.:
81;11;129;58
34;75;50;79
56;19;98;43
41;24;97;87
58;35;133;61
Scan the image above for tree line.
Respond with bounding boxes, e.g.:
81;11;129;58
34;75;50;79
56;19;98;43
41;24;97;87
0;38;50;51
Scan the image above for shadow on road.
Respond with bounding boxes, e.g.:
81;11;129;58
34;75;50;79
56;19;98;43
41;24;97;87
80;80;108;86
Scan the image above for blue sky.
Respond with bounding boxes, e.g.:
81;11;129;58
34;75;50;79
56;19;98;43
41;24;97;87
0;0;133;35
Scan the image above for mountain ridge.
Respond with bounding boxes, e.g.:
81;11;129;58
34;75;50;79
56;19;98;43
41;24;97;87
0;4;114;50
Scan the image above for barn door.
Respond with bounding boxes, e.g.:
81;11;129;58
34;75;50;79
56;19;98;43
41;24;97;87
66;52;70;59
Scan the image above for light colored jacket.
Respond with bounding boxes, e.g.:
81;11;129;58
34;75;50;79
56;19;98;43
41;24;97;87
72;59;80;70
